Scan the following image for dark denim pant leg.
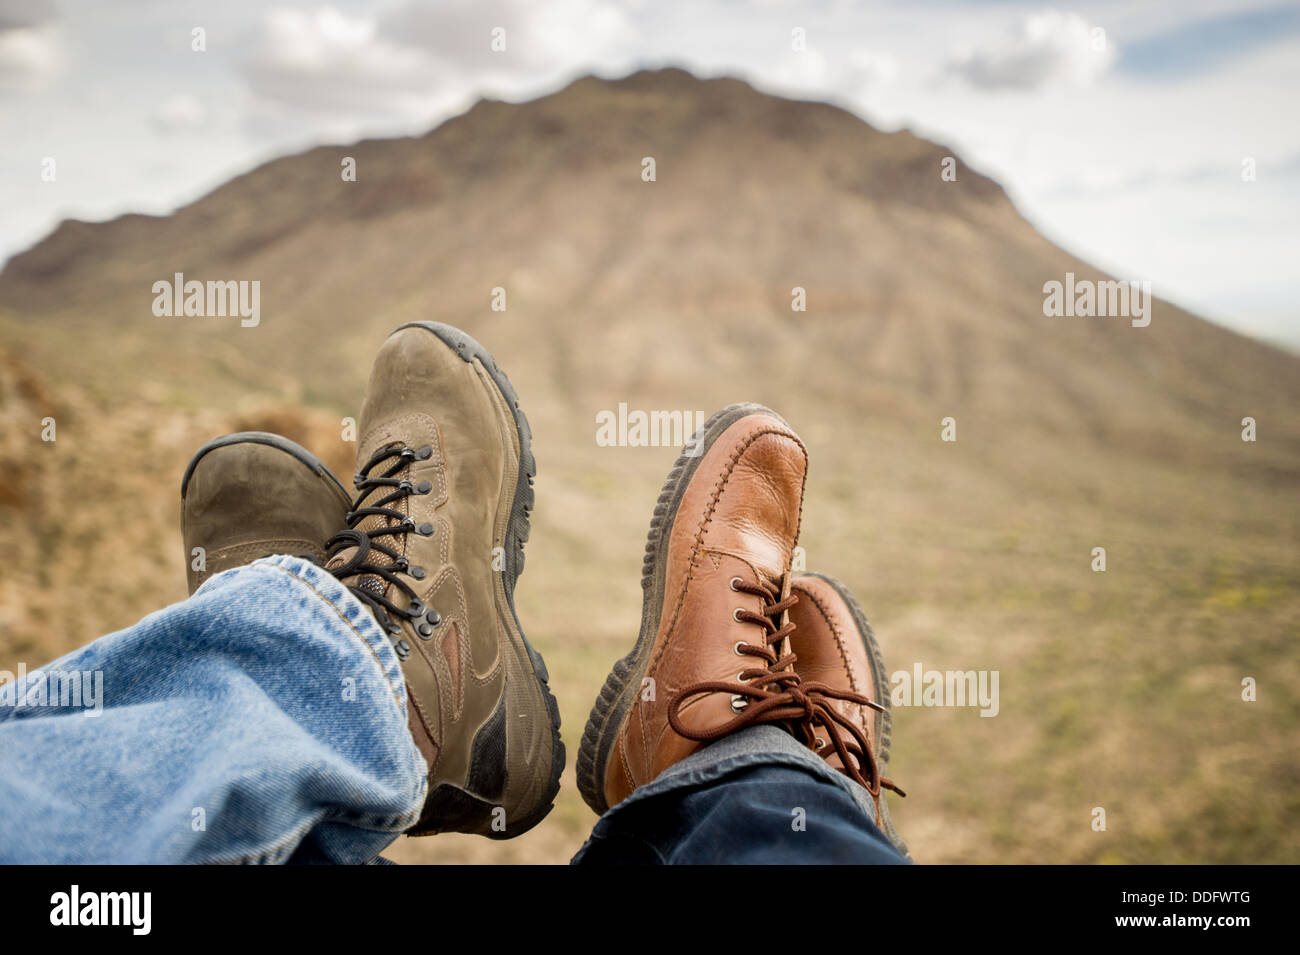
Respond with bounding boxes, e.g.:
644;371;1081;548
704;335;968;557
572;725;910;865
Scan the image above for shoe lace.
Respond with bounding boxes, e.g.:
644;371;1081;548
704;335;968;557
666;577;906;806
325;444;431;635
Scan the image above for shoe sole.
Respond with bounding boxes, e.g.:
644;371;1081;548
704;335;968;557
396;321;565;838
798;572;910;858
181;431;349;500
576;402;785;816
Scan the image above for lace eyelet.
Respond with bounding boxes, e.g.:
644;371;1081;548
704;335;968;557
732;608;744;623
406;599;425;618
729;576;743;591
733;641;746;655
415;446;433;460
417;481;432;494
737;672;750;683
730;694;748;713
815;737;827;751
409;566;427;580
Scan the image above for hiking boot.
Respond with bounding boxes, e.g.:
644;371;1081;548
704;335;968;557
325;322;563;839
180;432;351;595
577;403;813;814
789;572;908;855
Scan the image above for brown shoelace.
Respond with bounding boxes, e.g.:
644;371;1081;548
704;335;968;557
666;577;906;812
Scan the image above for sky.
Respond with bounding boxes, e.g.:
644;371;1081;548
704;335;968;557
1;0;1297;347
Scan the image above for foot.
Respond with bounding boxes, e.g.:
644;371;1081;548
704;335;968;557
180;432;351;594
325;322;563;838
577;403;812;814
789;572;908;854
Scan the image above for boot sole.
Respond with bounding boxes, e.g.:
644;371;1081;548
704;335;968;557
576;402;785;816
798;572;910;858
396;322;565;838
181;431;349;501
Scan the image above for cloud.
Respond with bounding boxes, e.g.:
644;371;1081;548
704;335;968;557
844;50;900;94
240;1;634;123
152;93;207;133
243;7;440;115
0;26;59;92
379;0;632;72
946;10;1116;91
0;0;55;31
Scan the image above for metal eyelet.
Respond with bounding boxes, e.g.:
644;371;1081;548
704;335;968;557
733;608;744;622
815;737;827;751
406;599;425;617
729;577;743;591
737;672;750;683
415;446;433;460
733;641;746;655
409;566;427;580
730;694;748;713
416;481;433;494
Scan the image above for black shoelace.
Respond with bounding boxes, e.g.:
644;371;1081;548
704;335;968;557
326;444;435;636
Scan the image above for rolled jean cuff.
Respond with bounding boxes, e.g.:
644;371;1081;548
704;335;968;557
205;553;409;722
581;724;881;842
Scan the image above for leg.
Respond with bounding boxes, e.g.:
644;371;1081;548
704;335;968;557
573;726;908;864
0;555;425;864
577;403;910;864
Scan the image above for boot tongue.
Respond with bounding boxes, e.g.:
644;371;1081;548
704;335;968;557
354;574;389;602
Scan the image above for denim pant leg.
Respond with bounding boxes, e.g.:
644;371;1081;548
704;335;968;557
572;725;909;865
0;555;427;864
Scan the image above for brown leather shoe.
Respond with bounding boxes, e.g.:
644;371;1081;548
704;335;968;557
577;403;813;814
789;572;908;855
180;432;351;594
325;322;563;839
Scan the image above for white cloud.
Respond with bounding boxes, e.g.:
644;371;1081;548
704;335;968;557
946;10;1116;91
152;93;207;133
244;7;440;114
0;26;59;91
380;0;632;71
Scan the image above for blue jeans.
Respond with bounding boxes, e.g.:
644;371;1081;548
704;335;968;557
0;556;907;865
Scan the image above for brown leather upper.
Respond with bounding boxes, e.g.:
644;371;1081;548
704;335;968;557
604;412;808;806
789;573;903;817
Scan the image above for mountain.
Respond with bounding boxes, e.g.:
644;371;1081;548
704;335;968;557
0;69;1296;865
